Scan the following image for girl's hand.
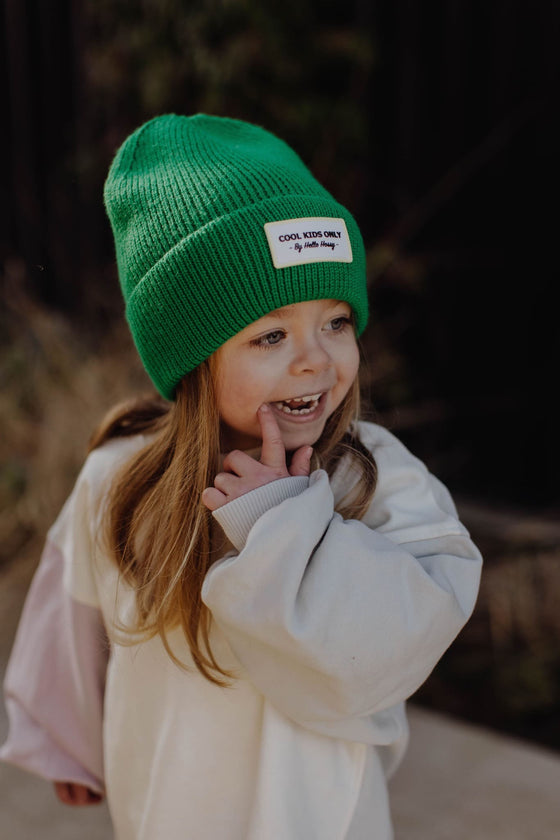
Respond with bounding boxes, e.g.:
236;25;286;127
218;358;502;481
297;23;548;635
54;781;104;806
201;404;312;511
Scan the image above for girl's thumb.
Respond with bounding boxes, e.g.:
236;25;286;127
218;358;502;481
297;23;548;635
289;446;313;477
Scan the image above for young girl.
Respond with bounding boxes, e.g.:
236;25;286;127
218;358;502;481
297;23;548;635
1;114;482;839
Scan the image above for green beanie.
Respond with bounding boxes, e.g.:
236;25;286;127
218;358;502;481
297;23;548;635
104;113;368;399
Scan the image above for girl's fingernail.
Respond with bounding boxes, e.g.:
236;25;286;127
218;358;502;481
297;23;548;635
259;403;269;413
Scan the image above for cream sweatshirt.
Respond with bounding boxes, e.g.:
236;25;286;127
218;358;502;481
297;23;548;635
1;422;482;839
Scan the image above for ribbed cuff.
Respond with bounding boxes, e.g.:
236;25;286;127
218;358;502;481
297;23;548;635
212;476;310;550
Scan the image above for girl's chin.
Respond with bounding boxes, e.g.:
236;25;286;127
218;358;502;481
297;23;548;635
220;426;323;454
274;416;328;451
220;431;261;452
281;428;325;452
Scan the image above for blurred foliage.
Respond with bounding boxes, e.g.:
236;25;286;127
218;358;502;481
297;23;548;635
79;0;374;213
0;272;150;568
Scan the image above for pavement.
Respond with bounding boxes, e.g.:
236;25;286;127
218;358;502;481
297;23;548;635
389;706;560;839
1;557;560;838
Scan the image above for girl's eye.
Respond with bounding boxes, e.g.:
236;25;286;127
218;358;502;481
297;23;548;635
327;315;352;332
251;330;286;348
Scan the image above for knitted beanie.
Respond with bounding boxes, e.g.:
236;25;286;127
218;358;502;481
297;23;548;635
104;113;368;399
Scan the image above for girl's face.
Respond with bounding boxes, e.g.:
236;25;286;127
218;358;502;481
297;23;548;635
212;299;360;451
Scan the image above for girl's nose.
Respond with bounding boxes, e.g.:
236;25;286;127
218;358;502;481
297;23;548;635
289;338;332;375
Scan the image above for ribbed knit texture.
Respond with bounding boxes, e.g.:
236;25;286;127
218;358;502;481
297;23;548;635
213;475;310;550
104;114;368;399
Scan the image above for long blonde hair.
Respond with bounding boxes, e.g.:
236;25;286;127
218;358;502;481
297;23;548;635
89;362;377;684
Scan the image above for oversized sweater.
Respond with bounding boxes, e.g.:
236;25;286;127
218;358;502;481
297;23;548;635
0;421;482;839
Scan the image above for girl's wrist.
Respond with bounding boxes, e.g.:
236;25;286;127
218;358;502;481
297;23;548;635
212;475;310;550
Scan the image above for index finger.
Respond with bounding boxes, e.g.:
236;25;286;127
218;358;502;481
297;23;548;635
258;404;287;470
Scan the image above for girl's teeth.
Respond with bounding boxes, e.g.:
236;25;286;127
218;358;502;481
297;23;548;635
281;405;312;415
272;393;322;415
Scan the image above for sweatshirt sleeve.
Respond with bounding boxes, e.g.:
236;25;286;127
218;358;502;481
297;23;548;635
202;423;482;744
0;465;109;793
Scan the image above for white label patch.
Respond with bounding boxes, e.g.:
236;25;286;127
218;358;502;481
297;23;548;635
264;217;353;269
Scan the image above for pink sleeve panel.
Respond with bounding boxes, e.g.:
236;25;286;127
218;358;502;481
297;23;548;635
0;541;108;793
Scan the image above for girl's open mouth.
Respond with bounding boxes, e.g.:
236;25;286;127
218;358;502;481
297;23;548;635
270;392;323;416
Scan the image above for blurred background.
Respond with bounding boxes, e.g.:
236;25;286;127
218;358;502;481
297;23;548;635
1;0;559;753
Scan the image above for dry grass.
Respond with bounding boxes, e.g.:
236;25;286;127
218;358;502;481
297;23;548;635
0;282;151;570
